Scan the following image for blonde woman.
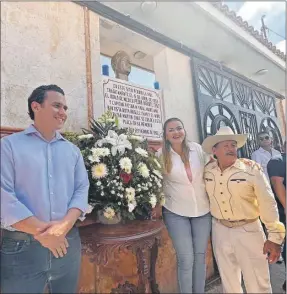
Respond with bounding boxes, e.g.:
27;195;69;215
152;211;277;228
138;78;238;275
157;118;211;293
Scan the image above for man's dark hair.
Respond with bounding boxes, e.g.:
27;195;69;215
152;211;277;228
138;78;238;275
28;85;65;120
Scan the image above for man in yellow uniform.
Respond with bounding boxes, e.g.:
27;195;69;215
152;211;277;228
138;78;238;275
202;126;285;293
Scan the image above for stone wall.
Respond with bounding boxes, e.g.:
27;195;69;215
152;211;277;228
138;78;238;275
1;2;100;132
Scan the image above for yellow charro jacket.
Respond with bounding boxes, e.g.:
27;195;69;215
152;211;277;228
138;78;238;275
204;158;285;245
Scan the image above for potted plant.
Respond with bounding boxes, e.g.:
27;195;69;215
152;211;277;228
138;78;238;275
76;111;164;224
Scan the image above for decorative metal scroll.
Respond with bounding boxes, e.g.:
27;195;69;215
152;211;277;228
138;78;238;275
198;65;233;103
253;90;276;116
204;104;240;138
234;82;254;110
239;111;258;158
192;57;283;158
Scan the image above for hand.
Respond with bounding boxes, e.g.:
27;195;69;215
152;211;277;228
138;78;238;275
38;220;73;237
263;240;281;264
40;236;69;258
34;220;72;258
35;232;69;258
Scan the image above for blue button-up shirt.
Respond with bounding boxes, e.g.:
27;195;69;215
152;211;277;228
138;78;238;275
1;125;89;229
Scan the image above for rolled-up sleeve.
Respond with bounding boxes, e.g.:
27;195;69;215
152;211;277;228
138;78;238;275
253;167;285;245
1;138;33;227
68;149;89;214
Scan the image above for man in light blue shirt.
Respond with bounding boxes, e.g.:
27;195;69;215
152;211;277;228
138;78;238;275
1;84;89;293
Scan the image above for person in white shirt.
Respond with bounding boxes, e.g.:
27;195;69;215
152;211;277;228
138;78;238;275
251;131;284;265
251;131;281;180
157;118;211;293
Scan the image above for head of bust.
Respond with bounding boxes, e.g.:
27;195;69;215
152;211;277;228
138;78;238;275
111;51;131;80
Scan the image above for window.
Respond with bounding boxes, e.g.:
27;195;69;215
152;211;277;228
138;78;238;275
100;55;156;89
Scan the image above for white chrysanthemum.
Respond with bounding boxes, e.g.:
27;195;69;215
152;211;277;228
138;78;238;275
88;148;110;163
91;164;108;179
128;201;137;212
152;169;163;179
138;163;150;178
149;195;157;208
101;148;110;157
129;135;144;142
103;207;116;219
78;134;93;140
91;147;104;157
125;187;135;202
88;155;100;163
135;147;148;157
92;147;110;157
88;148;103;163
154;158;161;169
119;157;133;173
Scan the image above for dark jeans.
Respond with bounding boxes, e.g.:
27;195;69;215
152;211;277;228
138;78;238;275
1;227;81;294
162;207;212;293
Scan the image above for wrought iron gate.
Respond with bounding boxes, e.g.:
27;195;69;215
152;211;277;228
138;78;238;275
191;57;283;158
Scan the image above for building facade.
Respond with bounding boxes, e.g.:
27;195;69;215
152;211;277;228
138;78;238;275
1;2;286;292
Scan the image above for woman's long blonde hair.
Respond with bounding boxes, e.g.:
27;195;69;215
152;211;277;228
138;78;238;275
162;118;190;174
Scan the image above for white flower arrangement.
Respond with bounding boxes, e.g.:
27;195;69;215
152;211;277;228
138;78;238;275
77;111;164;220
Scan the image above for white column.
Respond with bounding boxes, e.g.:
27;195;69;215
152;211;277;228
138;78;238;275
153;48;200;143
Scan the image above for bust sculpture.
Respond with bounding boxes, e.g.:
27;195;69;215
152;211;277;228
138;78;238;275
111;51;131;81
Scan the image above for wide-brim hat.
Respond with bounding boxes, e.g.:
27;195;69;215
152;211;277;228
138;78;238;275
202;126;248;154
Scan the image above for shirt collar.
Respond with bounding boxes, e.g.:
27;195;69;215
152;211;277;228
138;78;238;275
208;159;246;171
232;159;247;170
24;125;66;142
258;147;275;154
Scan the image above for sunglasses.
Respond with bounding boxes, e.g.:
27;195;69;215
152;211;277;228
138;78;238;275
259;136;270;141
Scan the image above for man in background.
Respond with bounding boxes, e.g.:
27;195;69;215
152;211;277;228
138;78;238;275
268;141;286;291
251;131;281;180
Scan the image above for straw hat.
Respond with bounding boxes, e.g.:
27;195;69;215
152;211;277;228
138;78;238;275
202;126;248;154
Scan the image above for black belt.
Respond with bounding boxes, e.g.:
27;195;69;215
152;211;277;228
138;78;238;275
1;229;33;241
